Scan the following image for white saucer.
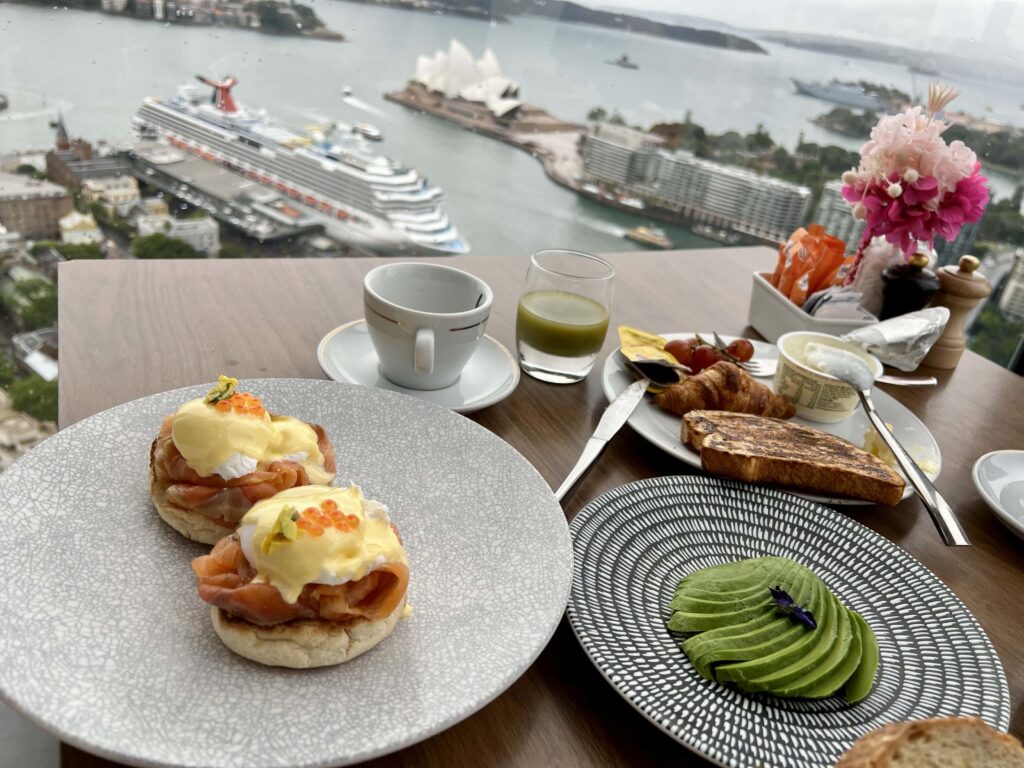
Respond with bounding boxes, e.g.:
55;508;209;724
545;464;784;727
317;319;520;414
973;450;1024;540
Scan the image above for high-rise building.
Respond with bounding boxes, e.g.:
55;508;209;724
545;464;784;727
983;1;1015;50
934;220;980;267
812;180;865;254
642;151;811;242
999;252;1024;321
0;172;74;239
580;124;662;188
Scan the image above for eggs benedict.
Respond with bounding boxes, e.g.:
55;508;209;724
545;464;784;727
150;376;337;544
191;485;409;668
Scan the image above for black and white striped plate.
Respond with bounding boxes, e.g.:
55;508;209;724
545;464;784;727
566;476;1009;768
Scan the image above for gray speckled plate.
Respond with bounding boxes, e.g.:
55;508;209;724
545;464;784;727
0;380;572;768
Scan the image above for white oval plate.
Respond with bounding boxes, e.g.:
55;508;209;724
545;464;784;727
0;380;571;768
973;449;1024;540
601;332;941;505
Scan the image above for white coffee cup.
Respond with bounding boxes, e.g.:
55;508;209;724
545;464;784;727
363;262;493;390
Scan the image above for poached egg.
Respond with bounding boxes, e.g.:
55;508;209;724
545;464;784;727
170;378;333;484
237;485;406;603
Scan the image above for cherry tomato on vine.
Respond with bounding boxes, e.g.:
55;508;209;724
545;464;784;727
725;338;755;363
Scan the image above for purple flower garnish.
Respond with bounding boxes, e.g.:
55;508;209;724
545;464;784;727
769;586;817;630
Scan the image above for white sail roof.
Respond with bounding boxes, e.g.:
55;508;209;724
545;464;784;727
411;39;521;117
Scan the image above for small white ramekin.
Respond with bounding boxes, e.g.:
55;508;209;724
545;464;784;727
774;332;883;423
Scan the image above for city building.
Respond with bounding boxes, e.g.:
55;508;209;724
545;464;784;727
0;387;56;473
642;151;812;243
0;224;22;254
0;150;47;174
999;252;1024;321
812;180;865;254
0;172;74;239
82;176;141;217
136;213;220;255
59;211;103;244
580;124;663;188
153;0;165;19
100;0;129;11
934;220;980;268
10;326;58;382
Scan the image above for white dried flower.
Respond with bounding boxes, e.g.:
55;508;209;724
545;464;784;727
852;202;868;220
887;182;903;198
903;168;920;183
842;169;858;185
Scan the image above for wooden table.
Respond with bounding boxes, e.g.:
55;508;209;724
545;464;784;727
47;248;1024;766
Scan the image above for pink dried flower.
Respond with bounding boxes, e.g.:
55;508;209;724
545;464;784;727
841;84;989;279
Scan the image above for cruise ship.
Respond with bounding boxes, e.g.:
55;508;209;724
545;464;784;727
791;79;886;112
132;76;468;255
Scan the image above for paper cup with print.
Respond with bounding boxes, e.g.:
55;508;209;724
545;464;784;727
363;263;493;390
774;332;883;423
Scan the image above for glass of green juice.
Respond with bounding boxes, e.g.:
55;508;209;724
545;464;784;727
516;250;614;384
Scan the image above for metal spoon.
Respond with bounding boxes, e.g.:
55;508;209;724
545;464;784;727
806;347;970;547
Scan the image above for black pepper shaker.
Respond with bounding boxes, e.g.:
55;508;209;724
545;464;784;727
879;250;940;320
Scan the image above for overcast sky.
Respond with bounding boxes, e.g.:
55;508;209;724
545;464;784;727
595;1;1024;48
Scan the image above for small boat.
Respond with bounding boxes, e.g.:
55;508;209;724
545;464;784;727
353;122;383;141
624;226;672;249
341;85;353;97
606;54;638;70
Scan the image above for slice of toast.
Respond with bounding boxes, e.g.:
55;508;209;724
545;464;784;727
836;717;1024;768
683;410;906;506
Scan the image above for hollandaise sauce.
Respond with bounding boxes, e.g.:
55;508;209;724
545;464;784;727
238;486;407;604
170;391;332;484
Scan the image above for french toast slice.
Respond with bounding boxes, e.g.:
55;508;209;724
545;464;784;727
683;410;906;506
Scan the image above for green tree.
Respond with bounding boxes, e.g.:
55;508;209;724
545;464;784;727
15;163;37;175
7;376;58;423
970;304;1024;368
0;354;17;389
587;106;608;122
11;278;57;329
218;242;249;259
608;111;626;126
132;232;203;259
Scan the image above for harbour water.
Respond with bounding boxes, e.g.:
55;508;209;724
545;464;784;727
1;1;1020;257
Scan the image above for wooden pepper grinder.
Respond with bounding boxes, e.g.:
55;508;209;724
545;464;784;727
921;255;991;369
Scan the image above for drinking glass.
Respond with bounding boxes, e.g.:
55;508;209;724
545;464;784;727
516;249;615;384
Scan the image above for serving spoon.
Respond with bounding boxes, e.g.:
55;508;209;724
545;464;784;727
805;346;970;547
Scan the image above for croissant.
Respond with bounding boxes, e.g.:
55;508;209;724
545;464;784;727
654;361;795;419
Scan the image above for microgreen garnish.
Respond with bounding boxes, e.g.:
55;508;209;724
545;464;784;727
769;586;817;630
205;375;238;405
260;505;300;553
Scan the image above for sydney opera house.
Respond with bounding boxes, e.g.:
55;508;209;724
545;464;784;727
413;40;523;118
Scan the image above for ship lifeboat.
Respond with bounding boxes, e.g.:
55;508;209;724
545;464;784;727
288;189;301;200
246;170;258;179
258;175;271;184
304;195;317;206
335;210;349;220
275;182;288;192
319;202;332;213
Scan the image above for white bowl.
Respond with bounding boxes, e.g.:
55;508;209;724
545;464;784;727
972;450;1024;540
774;331;883;423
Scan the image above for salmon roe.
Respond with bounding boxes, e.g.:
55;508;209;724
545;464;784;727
214;391;266;417
295;499;360;538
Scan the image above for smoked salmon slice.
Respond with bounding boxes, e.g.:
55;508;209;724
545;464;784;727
192;537;409;627
151;416;336;526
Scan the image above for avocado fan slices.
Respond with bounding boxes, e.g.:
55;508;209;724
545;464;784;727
666;556;879;703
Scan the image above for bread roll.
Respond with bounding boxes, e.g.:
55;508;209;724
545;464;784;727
210;597;407;669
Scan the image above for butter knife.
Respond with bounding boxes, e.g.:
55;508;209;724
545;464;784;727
554;378;649;502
